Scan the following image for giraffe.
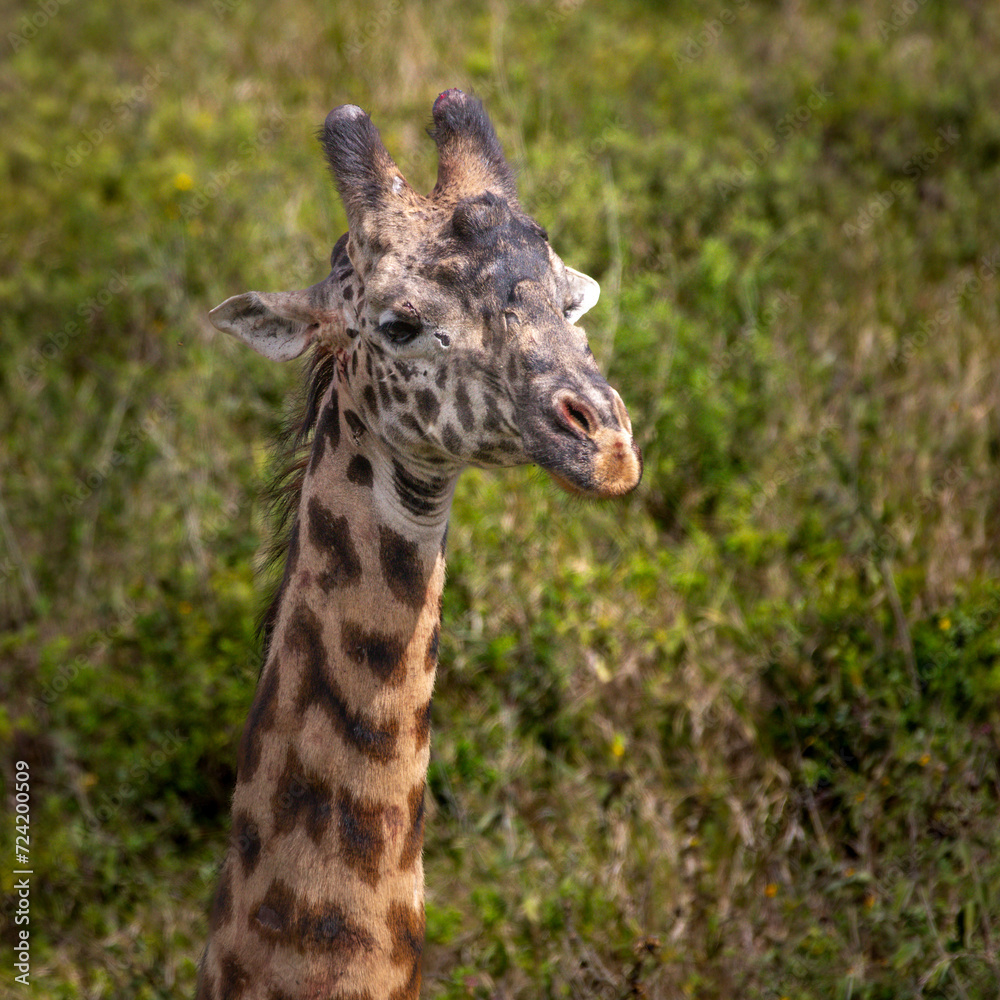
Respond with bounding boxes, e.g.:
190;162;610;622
196;89;641;1000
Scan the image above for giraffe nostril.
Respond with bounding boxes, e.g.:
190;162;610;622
554;392;598;439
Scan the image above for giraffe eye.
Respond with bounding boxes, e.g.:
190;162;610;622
377;313;421;345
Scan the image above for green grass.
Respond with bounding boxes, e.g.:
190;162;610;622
2;1;999;997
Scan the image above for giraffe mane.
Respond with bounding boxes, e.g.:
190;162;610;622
255;344;338;666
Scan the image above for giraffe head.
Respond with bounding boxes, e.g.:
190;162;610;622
211;90;641;500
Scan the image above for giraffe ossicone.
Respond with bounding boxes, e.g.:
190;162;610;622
197;90;640;1000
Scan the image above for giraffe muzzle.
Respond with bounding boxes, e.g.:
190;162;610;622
532;387;642;499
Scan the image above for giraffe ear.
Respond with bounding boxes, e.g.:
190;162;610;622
210;279;347;362
564;267;601;324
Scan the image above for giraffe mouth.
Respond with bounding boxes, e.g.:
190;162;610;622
542;433;644;498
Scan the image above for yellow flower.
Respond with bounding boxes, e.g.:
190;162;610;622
939;617;951;630
864;893;876;909
611;733;626;759
764;883;778;898
174;172;194;191
919;753;931;767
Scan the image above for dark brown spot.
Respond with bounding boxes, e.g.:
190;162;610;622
482;392;502;432
378;525;425;609
290;604;400;763
346;453;374;488
336;786;386;887
237;661;280;782
298;896;372;954
249;877;375;957
343;285;354;300
252;880;294;940
455;380;474;431
310;390;340;474
341;621;406;684
415;388;440;423
391;384;408;405
209;863;233;931
363;384;379;415
256;905;283;932
414;700;432;751
387;901;425;961
388;961;422;1000
285;601;326;686
441;423;462;456
299;676;400;762
378;378;392;410
232;810;263;878
399;413;425;438
272;746;334;843
387;901;425;1000
425;623;440;673
436;366;448;390
307;498;362;591
398;781;426;872
218;954;250;1000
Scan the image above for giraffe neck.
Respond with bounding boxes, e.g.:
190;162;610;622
198;365;453;1000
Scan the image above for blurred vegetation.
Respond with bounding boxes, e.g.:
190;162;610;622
2;0;999;997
